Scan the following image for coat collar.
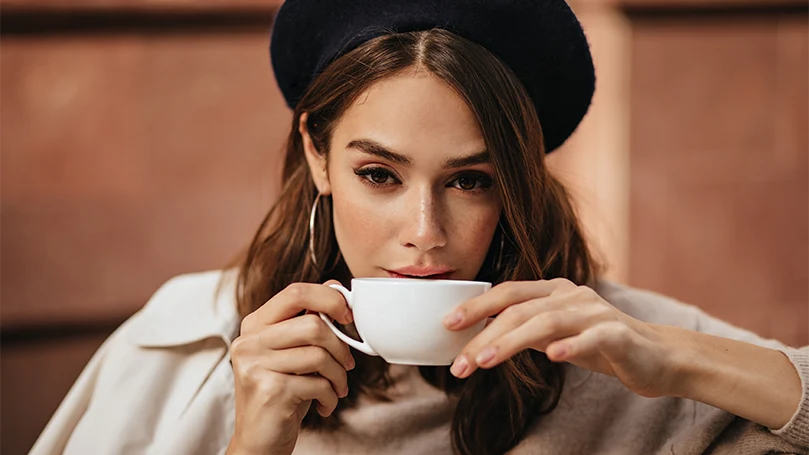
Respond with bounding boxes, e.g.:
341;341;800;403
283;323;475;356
126;269;241;348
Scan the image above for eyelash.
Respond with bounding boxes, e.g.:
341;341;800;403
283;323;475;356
353;166;494;193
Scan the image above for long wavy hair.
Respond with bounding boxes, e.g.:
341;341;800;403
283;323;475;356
234;29;598;455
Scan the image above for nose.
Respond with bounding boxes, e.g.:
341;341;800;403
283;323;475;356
398;187;448;251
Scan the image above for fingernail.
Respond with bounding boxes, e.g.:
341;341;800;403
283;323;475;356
450;356;469;377
444;310;464;328
340;386;349;398
346;356;355;370
476;347;497;366
344;310;353;323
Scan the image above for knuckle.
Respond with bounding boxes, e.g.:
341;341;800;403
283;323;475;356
285;282;309;301
317;375;336;394
329;293;348;313
540;313;561;332
300;314;325;342
230;335;250;358
550;277;573;288
233;357;264;386
612;322;632;338
500;304;526;322
499;281;520;300
255;373;287;401
241;360;264;380
574;285;596;300
308;346;331;365
601;321;630;345
240;314;256;334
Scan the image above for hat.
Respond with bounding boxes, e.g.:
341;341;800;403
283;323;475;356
270;0;595;153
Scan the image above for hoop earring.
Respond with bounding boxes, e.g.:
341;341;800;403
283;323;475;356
308;193;322;267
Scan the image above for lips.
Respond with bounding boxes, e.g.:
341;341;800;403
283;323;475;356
386;265;456;280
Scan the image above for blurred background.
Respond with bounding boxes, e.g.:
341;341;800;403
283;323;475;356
1;0;807;453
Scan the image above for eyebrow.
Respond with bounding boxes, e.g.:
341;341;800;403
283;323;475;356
346;139;490;169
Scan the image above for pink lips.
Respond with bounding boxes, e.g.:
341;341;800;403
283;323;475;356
386;266;455;280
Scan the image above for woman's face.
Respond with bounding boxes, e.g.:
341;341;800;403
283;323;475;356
305;71;502;280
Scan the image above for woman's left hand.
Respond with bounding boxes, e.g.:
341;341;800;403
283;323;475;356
445;278;680;398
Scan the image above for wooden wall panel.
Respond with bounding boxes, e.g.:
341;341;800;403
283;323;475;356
629;11;809;346
1;31;289;331
1;13;286;453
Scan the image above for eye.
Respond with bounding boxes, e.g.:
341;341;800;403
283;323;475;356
449;172;494;192
457;175;478;190
354;166;399;186
369;169;391;184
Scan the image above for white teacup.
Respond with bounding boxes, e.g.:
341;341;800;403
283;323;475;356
319;278;491;366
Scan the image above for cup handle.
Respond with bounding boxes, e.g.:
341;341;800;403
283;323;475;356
319;284;379;357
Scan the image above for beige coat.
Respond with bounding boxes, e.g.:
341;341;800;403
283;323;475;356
29;270;809;455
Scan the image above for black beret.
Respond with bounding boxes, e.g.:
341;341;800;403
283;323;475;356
270;0;595;153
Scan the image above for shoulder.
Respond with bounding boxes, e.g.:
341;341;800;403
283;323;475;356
126;269;241;348
81;269;239;418
594;280;702;331
141;269;234;315
38;271;240;454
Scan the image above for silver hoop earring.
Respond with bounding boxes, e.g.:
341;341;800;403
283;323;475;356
308;193;321;267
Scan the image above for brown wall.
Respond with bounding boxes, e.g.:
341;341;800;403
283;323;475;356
627;6;808;347
1;4;287;454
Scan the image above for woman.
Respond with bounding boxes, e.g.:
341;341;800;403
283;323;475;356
30;1;808;454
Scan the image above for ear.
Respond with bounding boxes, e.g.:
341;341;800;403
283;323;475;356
299;112;332;195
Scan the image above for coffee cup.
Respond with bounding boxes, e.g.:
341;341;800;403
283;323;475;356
319;278;491;365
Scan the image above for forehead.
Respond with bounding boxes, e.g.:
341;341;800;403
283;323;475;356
332;71;485;158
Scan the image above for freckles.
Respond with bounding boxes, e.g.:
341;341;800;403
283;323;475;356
333;190;391;246
451;208;500;251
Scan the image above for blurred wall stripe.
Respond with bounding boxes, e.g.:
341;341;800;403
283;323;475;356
1;3;285;453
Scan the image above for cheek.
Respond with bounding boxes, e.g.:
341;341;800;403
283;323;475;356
330;183;394;273
450;205;501;258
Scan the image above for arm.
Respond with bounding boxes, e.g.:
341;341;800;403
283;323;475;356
666;324;807;432
446;279;809;449
598;281;809;447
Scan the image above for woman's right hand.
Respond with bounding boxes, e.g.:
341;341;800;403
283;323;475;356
226;281;356;455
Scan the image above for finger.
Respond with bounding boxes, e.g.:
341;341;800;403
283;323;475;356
447;293;577;377
261;314;355;370
451;307;595;378
546;321;630;363
443;279;575;330
244;282;352;331
456;300;573;364
479;308;599;369
266;346;350;399
287;374;340;417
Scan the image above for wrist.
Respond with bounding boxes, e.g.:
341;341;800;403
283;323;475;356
652;323;705;399
655;326;802;429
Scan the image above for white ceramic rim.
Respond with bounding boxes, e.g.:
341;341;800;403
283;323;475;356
350;277;491;286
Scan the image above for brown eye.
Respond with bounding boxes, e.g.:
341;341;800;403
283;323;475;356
458;176;478;190
354;167;399;187
370;169;390;184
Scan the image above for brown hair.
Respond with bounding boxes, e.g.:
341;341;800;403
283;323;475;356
235;29;598;455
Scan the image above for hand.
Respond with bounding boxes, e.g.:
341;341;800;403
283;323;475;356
227;281;356;455
444;279;679;398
